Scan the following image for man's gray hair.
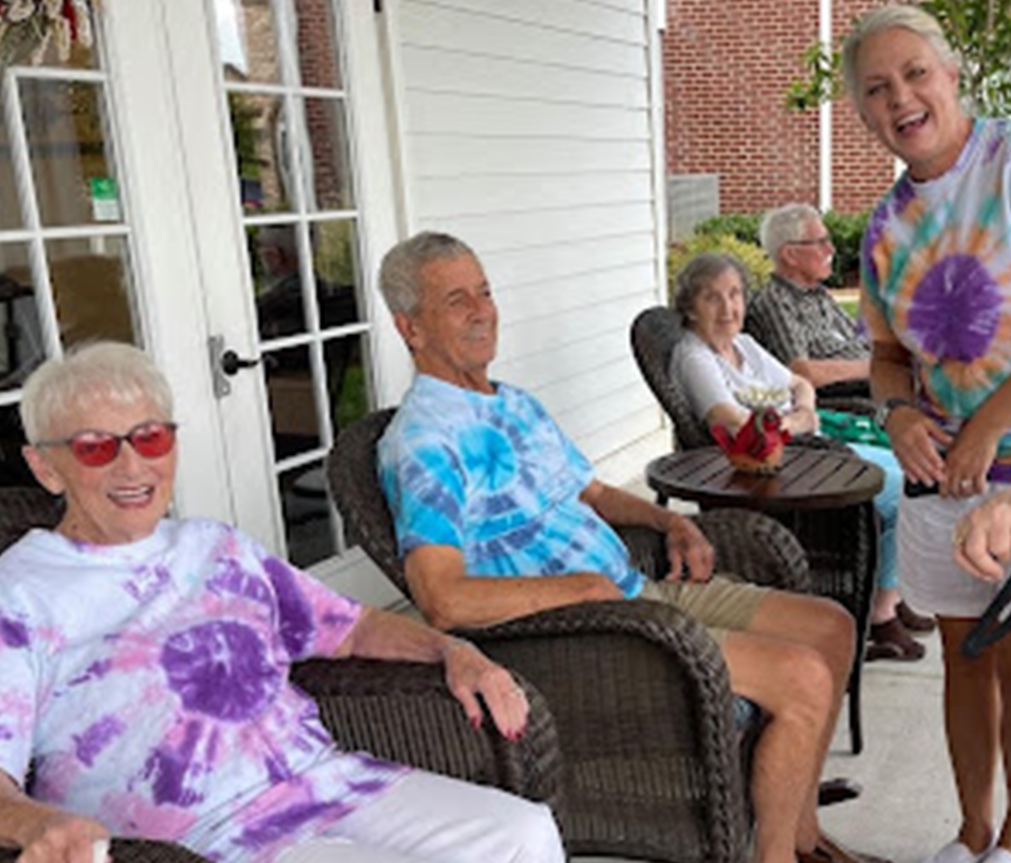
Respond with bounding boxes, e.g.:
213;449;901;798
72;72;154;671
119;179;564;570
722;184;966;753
378;232;476;316
21;341;174;443
760;203;824;262
842;4;960;103
673;253;751;326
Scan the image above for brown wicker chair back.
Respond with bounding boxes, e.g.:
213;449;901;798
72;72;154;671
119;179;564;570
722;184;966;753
630;305;714;449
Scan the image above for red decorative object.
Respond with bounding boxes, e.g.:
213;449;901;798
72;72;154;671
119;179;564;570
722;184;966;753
711;407;792;474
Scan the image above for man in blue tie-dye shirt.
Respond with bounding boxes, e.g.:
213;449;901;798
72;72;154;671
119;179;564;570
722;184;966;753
376;232;890;863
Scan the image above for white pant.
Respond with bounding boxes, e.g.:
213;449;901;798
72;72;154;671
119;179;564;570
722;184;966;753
276;771;565;863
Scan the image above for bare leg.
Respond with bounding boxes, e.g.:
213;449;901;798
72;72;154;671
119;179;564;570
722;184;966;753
871;586;902;625
938;618;998;854
722;626;835;863
989;624;1011;851
743;591;855;851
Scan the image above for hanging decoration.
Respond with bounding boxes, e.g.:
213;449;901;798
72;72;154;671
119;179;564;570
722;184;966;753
0;0;95;70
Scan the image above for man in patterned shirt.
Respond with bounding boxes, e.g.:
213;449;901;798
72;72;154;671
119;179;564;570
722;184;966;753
749;203;936;645
749;203;871;392
376;231;891;863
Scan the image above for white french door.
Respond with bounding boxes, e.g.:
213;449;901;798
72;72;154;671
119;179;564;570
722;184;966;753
0;0;402;598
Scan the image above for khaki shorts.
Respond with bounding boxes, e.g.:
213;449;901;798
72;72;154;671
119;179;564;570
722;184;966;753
638;575;769;645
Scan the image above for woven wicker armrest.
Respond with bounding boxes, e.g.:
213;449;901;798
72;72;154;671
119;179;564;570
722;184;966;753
615;508;809;592
819;395;876;417
0;840;209;863
694;508;811;591
457;599;748;863
816;379;872;401
290;657;562;808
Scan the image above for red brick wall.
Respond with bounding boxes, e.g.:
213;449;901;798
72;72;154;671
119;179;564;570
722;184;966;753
830;0;897;212
664;0;895;216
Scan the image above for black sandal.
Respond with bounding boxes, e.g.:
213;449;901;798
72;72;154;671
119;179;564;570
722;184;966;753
866;617;925;662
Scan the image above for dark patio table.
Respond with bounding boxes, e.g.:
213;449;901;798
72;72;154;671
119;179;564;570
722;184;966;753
646;445;884;513
646;444;884;754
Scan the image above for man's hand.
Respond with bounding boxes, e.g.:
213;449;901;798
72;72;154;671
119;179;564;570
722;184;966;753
953;491;1011;582
12;810;109;863
663;515;714;583
442;638;528;741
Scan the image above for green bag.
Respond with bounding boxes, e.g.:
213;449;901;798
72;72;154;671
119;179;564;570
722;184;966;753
816;408;892;449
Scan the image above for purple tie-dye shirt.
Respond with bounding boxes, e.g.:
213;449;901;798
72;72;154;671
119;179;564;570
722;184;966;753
0;519;407;862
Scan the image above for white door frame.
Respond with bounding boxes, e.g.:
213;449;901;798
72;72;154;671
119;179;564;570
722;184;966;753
105;0;408;567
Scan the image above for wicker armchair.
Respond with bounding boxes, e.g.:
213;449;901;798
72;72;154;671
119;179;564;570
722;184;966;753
328;408;813;863
0;487;561;863
630;304;878;754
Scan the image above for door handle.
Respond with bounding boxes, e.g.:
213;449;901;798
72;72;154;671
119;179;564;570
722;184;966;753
221;350;259;376
208;335;260;399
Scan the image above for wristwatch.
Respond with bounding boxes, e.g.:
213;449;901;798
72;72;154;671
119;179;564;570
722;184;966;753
874;397;915;429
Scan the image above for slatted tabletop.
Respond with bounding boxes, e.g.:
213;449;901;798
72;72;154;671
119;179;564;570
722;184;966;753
646;445;884;513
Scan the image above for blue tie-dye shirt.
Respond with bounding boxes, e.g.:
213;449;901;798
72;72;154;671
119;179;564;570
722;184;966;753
0;519;406;863
378;374;645;598
862;117;1011;456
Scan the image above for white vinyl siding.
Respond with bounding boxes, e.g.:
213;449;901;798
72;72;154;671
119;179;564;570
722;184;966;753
387;0;665;461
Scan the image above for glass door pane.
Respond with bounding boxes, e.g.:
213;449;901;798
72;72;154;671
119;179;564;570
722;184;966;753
0;2;141;484
215;0;372;567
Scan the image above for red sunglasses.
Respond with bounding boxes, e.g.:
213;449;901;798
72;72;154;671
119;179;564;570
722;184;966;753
37;421;178;467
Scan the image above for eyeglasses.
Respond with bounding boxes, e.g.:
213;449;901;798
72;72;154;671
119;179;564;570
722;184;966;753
36;421;178;467
786;235;834;247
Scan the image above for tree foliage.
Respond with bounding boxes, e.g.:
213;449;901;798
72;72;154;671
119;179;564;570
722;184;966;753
787;0;1011;117
922;0;1011;116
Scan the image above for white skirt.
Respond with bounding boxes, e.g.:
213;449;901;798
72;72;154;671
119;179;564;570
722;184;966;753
898;486;1011;618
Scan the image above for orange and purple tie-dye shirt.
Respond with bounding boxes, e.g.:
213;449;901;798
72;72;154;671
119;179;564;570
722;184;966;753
862;118;1011;459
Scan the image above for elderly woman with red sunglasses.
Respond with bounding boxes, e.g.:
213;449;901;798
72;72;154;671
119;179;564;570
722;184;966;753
0;342;564;863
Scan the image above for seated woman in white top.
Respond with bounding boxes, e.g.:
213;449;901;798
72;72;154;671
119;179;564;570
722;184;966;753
668;252;922;663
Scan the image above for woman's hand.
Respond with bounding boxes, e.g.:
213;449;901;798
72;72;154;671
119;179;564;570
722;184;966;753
953;491;1011;581
782;405;819;436
941;421;1001;499
663;515;714;584
884;407;951;486
442;639;528;742
14;810;109;863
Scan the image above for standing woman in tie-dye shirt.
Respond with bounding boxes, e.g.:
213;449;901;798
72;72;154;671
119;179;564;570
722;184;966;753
844;7;1011;863
0;342;563;863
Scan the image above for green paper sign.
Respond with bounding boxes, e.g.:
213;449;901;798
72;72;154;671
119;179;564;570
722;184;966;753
89;177;120;222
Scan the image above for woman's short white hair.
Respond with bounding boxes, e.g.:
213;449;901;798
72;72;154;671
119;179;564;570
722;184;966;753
842;4;960;103
760;203;824;262
21;341;174;443
378;232;476;316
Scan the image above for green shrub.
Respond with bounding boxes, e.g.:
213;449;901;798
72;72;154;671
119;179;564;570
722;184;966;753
694;213;761;245
667;233;773;303
822;211;868;288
